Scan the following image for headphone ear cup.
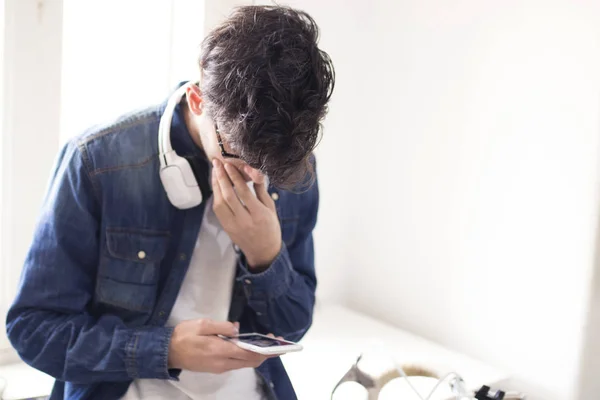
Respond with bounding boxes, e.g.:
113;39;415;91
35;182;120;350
160;155;202;209
158;82;203;209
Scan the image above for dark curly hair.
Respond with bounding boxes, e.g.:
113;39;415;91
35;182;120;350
199;5;335;189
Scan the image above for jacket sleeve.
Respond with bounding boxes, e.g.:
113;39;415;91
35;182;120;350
236;174;319;343
6;141;176;384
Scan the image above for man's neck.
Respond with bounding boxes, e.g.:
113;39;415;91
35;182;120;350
181;98;204;150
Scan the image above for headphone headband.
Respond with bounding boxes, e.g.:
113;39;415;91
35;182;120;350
158;83;203;209
159;83;191;166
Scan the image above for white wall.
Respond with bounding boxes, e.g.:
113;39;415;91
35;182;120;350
60;0;172;141
576;214;600;399
60;0;207;144
0;0;7;354
351;4;600;399
258;0;600;399
0;0;63;356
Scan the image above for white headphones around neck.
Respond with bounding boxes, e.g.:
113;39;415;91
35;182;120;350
158;83;203;209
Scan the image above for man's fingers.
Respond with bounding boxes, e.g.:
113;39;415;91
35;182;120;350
215;339;268;363
224;163;261;213
249;169;275;211
218;357;267;373
195;319;239;337
228;344;268;363
244;165;266;185
267;333;285;341
211;167;234;218
213;159;248;217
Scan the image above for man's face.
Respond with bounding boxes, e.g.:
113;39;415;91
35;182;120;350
196;110;263;184
186;82;266;185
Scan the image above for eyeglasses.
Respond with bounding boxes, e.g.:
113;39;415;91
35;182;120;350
215;124;241;159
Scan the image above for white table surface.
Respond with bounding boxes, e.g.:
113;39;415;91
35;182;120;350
283;303;509;399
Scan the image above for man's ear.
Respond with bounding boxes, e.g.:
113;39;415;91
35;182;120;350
186;84;203;116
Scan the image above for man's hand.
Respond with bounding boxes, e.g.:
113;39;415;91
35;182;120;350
211;159;282;269
168;319;271;374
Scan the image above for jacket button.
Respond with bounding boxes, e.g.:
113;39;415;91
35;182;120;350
270;192;279;201
244;279;252;285
137;251;146;260
270;382;275;388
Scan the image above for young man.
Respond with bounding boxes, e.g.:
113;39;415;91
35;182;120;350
6;6;334;400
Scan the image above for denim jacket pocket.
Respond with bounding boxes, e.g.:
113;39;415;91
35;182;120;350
97;229;170;313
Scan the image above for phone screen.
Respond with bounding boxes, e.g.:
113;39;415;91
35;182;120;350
235;334;294;348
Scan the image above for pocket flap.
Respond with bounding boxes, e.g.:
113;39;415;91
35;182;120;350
106;229;170;263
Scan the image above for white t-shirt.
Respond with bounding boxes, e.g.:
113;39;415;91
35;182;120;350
121;195;264;400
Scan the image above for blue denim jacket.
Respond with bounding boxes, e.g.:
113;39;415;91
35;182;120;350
6;84;318;400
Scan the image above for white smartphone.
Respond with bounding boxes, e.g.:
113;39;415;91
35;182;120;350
219;333;303;355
